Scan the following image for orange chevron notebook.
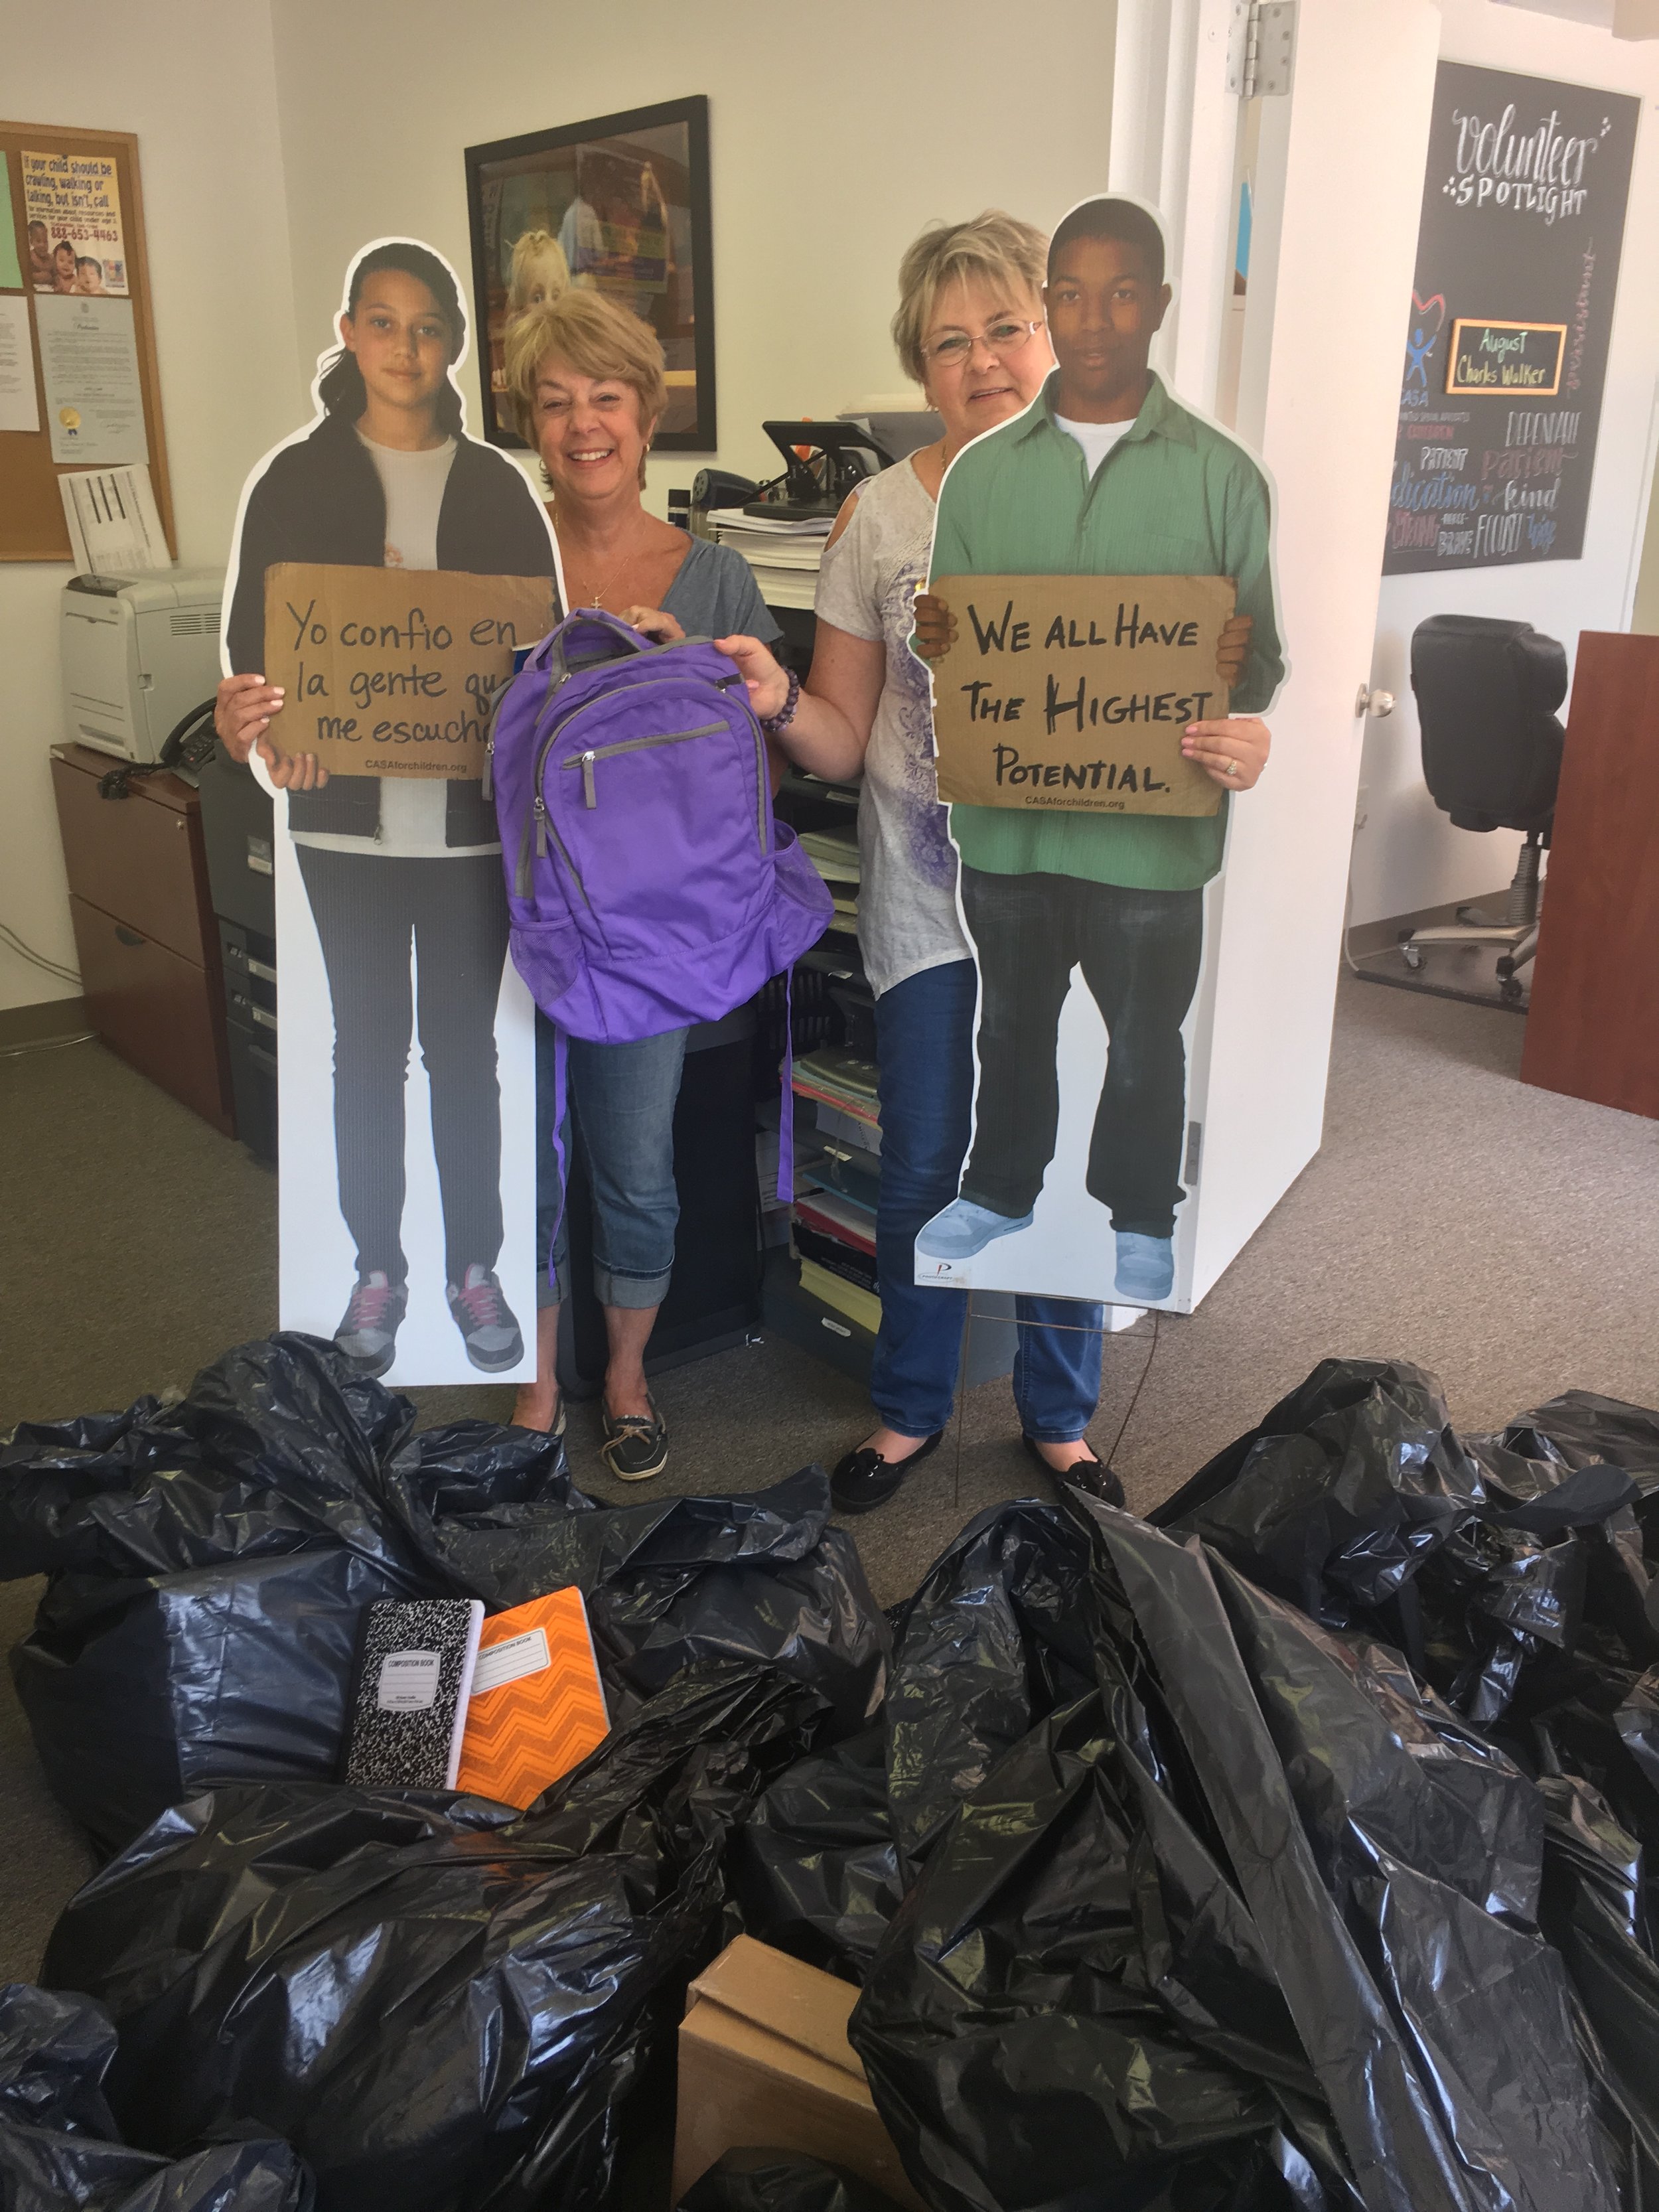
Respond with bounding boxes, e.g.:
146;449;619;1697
454;1588;610;1810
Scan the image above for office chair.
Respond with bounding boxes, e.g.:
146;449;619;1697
1400;613;1565;999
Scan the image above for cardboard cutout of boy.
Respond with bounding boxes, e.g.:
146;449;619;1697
221;238;563;1384
913;196;1283;1311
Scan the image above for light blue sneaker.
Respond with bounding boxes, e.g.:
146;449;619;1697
1115;1232;1174;1301
915;1198;1036;1260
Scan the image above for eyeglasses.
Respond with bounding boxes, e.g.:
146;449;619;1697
921;317;1043;369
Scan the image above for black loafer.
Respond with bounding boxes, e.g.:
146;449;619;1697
601;1394;668;1482
831;1428;945;1515
1023;1434;1125;1507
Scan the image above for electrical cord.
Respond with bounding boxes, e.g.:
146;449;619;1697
1102;1307;1161;1472
0;1030;96;1061
0;922;80;988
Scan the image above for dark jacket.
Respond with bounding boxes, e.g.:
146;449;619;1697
226;407;561;843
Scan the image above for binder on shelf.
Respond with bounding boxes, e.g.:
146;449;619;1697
798;1256;881;1335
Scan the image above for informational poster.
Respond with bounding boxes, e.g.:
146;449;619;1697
929;573;1232;816
225;236;565;1386
912;192;1284;1316
0;154;22;289
34;293;148;463
21;147;128;295
0;297;39;434
1385;63;1638;575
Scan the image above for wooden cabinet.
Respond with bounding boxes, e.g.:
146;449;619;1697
1521;632;1659;1120
50;745;234;1135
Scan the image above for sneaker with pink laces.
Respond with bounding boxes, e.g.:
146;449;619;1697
333;1271;408;1378
446;1264;524;1373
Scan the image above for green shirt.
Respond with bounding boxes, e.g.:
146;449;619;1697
930;370;1283;889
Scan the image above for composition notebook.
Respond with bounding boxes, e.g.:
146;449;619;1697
343;1597;484;1791
455;1588;610;1811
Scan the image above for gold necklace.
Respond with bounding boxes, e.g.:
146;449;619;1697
565;522;648;610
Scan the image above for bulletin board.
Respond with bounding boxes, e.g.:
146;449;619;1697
0;121;175;563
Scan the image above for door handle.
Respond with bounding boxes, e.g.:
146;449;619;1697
114;925;145;947
1354;684;1395;718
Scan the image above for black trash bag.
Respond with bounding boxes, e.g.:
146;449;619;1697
850;1689;1316;2212
880;1500;1094;1874
12;1546;417;1852
0;1982;311;2212
0;1337;572;1587
679;2146;907;2211
4;1338;574;1853
1149;1359;1482;1625
1500;1394;1659;1485
1096;1506;1619;2212
1536;1773;1659;2185
422;1465;890;1737
724;1501;1093;1984
724;1724;903;1982
42;1662;828;2212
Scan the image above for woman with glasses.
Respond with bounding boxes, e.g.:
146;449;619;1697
717;212;1117;1516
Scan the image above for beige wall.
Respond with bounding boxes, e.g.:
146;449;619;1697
265;0;1118;505
1351;0;1659;926
0;0;304;1011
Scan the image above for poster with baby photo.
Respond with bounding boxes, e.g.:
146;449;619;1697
23;148;127;295
222;237;564;1385
912;194;1285;1315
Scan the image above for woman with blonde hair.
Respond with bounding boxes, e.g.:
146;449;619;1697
716;213;1115;1514
500;287;783;1475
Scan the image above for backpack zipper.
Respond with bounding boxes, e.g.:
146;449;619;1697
518;677;761;899
479;676;516;801
559;722;725;808
519;792;590;906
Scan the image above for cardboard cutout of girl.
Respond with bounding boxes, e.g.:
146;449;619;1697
219;237;563;1384
912;194;1284;1314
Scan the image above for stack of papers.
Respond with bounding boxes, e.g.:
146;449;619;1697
713;511;833;612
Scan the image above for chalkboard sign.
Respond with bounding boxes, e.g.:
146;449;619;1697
1384;63;1638;576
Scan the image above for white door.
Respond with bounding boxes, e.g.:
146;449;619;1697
1174;0;1443;1301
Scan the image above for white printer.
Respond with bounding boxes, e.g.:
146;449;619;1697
60;567;226;763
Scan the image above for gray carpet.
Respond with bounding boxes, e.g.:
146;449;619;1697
2;972;1656;1982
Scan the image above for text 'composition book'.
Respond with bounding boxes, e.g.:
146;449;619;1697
344;1597;484;1791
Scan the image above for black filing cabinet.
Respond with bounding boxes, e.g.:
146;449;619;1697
196;749;278;1163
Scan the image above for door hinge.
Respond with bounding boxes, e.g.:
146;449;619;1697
1226;1;1296;99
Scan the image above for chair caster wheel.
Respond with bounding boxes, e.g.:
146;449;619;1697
1402;944;1424;972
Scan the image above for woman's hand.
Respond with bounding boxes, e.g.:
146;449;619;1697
911;591;956;662
214;671;328;789
1216;613;1252;690
620;605;684;643
713;632;791;722
1181;715;1270;791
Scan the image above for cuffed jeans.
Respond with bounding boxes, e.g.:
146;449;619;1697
534;1011;688;1311
872;958;1103;1443
959;867;1204;1239
296;846;508;1286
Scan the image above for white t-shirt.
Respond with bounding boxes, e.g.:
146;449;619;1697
812;457;972;1000
1054;412;1133;477
291;430;500;860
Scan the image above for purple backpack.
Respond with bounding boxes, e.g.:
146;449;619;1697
487;606;831;1041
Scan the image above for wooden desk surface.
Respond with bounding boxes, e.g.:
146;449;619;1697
1521;630;1659;1120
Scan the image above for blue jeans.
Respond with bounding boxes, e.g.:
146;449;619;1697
534;1012;688;1310
871;959;1104;1442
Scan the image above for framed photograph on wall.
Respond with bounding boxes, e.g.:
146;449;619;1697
464;94;715;454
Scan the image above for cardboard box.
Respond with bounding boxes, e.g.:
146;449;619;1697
670;1935;928;2211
